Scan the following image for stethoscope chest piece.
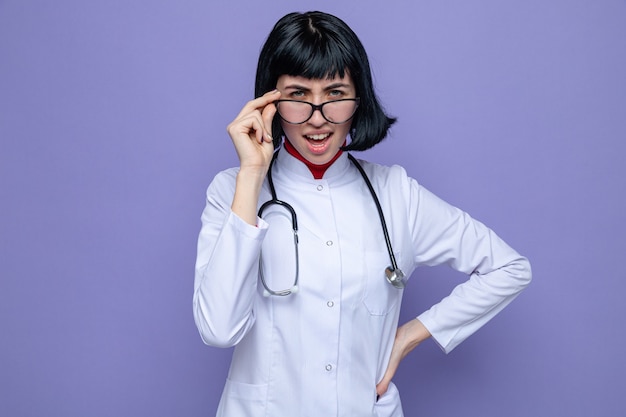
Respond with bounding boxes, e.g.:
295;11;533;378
385;267;407;289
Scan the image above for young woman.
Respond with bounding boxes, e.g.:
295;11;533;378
193;11;531;417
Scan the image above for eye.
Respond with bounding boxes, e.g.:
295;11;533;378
329;89;344;97
290;90;306;98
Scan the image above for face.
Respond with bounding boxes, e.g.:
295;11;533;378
276;74;357;165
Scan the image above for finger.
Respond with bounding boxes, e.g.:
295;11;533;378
375;350;401;397
234;89;281;121
229;109;267;140
376;379;389;397
243;113;266;144
261;99;279;142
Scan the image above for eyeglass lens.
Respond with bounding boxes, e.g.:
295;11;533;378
276;99;358;124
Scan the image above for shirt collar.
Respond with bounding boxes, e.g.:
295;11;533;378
283;139;343;179
275;143;351;182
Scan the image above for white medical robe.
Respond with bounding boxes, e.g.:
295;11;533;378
194;149;531;416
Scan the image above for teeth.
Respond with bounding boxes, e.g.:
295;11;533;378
305;133;330;141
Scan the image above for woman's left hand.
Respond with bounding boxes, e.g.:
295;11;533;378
376;319;432;397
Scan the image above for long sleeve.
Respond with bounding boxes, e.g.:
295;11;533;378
193;169;267;348
407;180;532;353
194;154;531;415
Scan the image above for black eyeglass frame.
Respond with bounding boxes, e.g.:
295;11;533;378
274;98;360;125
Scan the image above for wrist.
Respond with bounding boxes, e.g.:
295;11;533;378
410;318;431;344
400;318;431;348
236;167;267;189
231;168;267;226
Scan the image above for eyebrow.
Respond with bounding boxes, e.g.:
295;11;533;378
283;82;352;92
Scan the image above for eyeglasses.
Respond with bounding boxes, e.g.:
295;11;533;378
275;98;360;124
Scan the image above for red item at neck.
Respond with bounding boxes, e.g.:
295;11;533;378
283;139;344;180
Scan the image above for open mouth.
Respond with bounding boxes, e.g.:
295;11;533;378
304;133;331;141
304;133;332;153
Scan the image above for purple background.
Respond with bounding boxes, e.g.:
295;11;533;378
1;1;625;416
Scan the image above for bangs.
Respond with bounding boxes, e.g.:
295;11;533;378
271;31;354;80
256;11;395;150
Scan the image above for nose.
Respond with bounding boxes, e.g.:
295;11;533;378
307;106;326;126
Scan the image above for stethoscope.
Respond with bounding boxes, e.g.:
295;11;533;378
257;150;406;297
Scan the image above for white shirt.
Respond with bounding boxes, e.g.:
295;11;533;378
193;149;531;417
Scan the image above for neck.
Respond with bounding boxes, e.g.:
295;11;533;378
283;139;344;179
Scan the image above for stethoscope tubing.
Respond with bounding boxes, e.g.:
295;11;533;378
258;150;405;296
346;153;400;274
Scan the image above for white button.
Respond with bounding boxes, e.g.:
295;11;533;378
327;301;334;307
317;185;324;191
325;364;333;371
326;240;333;246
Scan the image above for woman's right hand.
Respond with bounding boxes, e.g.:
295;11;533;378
226;90;281;176
227;90;281;225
